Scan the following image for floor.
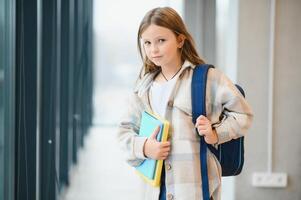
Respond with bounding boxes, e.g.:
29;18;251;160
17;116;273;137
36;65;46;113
61;126;145;200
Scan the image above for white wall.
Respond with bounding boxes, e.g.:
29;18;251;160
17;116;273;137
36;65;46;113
236;0;301;199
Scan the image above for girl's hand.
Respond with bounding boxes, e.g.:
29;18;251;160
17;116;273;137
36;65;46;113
195;115;218;144
143;126;171;160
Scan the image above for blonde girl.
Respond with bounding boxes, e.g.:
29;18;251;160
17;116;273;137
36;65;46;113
118;7;253;200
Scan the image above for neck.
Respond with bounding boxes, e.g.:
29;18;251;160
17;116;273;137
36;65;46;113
160;59;183;80
161;64;182;81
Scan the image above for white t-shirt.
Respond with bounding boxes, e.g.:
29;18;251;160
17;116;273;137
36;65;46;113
149;73;179;118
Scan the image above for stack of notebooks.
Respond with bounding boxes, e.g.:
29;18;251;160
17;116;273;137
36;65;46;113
135;111;170;187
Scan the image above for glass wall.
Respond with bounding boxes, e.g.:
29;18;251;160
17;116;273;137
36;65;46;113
0;0;16;199
0;0;93;199
0;6;4;197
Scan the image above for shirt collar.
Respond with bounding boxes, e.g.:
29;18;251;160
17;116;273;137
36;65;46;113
181;60;195;70
134;60;196;95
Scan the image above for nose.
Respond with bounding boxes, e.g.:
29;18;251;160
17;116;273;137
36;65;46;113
150;44;159;54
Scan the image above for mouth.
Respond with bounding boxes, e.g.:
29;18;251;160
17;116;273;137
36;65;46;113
152;56;163;59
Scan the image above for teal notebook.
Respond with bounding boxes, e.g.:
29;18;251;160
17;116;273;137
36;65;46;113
135;111;169;187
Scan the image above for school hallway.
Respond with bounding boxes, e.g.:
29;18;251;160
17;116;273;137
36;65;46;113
1;0;301;200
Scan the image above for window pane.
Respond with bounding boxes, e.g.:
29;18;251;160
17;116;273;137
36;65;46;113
0;0;15;199
0;0;5;196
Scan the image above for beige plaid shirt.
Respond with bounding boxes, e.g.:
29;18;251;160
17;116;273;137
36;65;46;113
117;60;253;200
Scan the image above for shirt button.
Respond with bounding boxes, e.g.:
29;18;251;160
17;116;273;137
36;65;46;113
167;100;173;107
166;163;172;170
167;193;173;200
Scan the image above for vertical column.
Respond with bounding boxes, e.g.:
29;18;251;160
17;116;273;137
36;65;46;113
15;0;38;200
184;0;216;64
67;0;75;175
39;0;60;199
216;0;239;80
59;0;71;188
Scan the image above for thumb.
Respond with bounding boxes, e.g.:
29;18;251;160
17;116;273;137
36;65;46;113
150;126;161;140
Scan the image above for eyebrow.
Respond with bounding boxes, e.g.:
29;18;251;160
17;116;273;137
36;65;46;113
141;35;166;41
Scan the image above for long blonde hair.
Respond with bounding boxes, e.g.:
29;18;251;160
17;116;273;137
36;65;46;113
137;7;205;77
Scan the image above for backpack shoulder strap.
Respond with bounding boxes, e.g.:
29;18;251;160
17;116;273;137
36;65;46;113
191;64;214;122
192;64;214;200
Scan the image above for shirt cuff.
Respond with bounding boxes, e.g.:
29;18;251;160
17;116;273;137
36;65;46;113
215;125;232;144
134;136;148;159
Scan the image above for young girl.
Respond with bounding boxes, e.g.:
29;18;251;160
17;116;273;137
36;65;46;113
118;7;253;200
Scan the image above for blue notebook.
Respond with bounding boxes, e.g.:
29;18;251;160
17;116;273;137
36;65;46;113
135;111;169;187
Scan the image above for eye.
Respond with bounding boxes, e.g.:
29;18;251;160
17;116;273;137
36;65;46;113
158;39;166;43
144;41;151;46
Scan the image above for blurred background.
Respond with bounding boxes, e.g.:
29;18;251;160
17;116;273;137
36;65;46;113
0;0;300;200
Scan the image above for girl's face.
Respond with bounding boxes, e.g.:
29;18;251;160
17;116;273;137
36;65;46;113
141;24;182;69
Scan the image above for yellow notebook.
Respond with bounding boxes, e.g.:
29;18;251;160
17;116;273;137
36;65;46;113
135;111;169;187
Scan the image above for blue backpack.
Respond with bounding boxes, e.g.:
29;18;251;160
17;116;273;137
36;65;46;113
191;64;245;200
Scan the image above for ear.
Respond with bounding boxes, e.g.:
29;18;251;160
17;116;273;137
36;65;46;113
177;34;185;48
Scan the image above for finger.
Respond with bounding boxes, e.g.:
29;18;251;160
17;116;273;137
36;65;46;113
150;126;161;140
196;115;207;123
160;141;171;147
197;124;209;130
197;129;209;136
197;128;209;136
161;147;170;152
162;152;169;157
158;154;165;160
161;153;169;159
196;115;205;120
198;130;204;136
161;156;167;160
195;118;209;127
